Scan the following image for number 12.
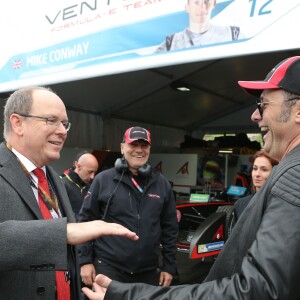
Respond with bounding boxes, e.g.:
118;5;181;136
249;0;272;17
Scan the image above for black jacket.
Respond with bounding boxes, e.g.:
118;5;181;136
233;193;255;220
104;145;300;300
62;169;89;216
77;167;178;275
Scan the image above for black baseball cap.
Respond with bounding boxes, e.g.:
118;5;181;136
238;56;300;97
123;127;151;144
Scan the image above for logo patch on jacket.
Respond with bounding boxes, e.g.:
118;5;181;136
148;194;160;199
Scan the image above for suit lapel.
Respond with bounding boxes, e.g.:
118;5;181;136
46;166;75;222
0;143;42;219
0;143;75;222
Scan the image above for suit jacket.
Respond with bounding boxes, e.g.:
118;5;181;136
0;143;81;300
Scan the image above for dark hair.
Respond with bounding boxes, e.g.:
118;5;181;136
248;150;279;193
251;150;279;167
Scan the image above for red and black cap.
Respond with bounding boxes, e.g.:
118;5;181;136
123;127;151;144
238;56;300;97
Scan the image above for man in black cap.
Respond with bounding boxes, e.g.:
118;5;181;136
77;127;178;288
82;57;300;300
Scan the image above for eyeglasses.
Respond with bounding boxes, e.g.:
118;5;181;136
256;96;300;117
15;113;71;131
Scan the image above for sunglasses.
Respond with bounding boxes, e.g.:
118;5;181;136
256;96;300;117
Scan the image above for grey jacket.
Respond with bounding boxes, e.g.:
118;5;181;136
104;144;300;300
0;143;81;300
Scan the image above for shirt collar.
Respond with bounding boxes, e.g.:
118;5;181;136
11;147;46;174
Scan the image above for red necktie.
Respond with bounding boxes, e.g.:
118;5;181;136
33;168;70;300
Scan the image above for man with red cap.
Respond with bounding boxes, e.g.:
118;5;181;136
83;57;300;300
77;127;178;288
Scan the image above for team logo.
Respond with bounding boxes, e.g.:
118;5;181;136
176;162;189;175
212;224;224;240
148;194;160;199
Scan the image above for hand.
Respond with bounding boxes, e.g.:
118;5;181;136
67;220;139;245
159;271;173;287
81;264;96;286
82;274;112;300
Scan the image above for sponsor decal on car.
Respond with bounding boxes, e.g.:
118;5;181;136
198;241;224;253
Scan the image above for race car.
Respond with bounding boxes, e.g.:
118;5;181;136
174;199;236;284
176;201;235;258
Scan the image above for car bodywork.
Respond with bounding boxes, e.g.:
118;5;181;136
176;201;234;259
174;201;235;283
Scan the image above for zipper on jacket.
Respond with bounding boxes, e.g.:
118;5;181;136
128;190;133;212
130;189;141;236
137;213;140;236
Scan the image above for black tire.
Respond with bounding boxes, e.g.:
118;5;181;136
216;205;235;240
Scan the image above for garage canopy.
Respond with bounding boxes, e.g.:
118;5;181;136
1;0;300;152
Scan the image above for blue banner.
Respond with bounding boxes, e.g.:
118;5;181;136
1;0;299;92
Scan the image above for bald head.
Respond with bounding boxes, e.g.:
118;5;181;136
75;153;99;184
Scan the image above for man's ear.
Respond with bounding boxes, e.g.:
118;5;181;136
120;143;124;155
75;162;81;170
295;107;300;124
10;114;24;136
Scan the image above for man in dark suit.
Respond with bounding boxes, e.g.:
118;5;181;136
0;86;138;300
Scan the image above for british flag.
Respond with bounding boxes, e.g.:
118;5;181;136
12;59;22;69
